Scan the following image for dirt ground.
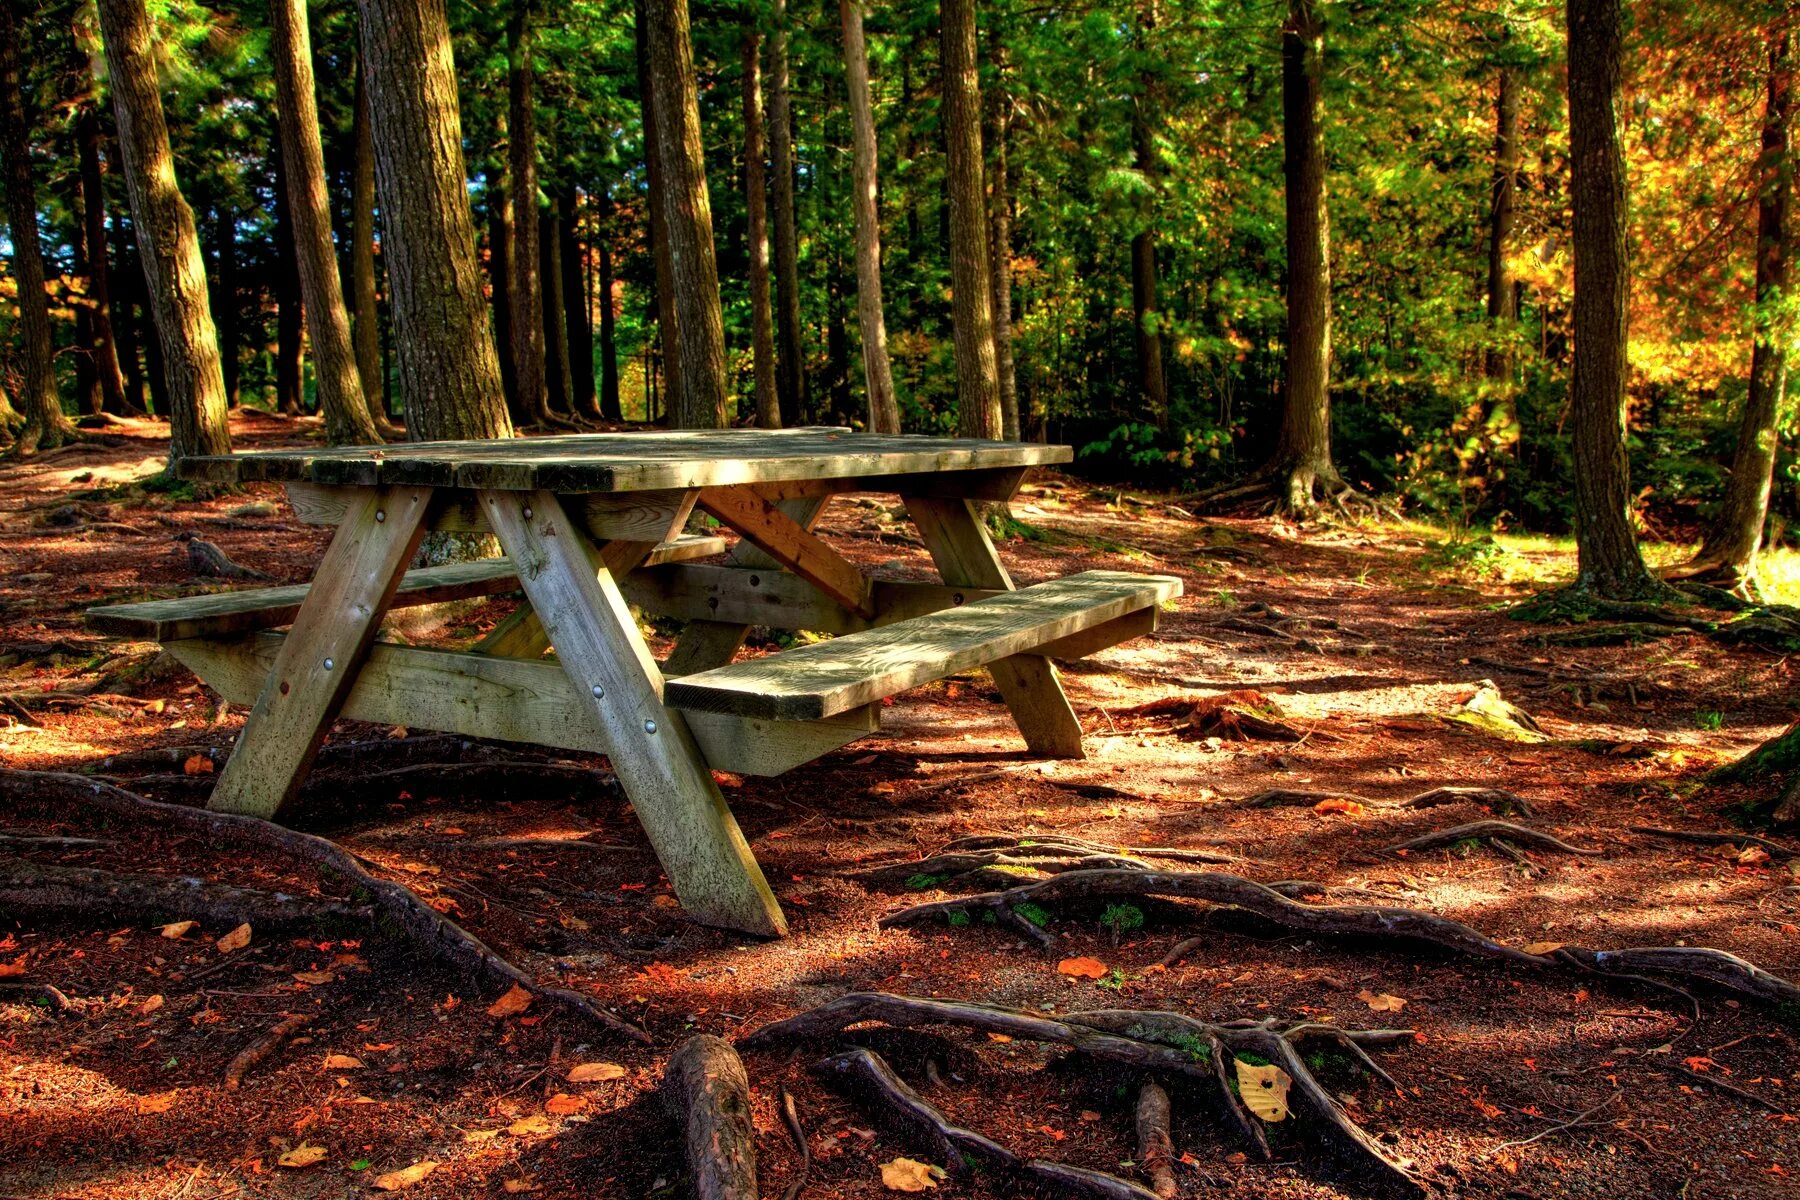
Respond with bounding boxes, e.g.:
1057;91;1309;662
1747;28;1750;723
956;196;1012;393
2;413;1796;1200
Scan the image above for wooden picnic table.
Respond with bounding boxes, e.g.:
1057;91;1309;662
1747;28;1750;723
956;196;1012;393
89;429;1179;937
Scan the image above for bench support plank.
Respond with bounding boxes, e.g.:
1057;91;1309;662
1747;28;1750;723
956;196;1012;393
696;485;875;619
664;496;829;676
480;489;786;938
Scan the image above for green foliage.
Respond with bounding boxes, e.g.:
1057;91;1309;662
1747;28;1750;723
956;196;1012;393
946;911;971;928
1013;901;1052;928
1100;903;1146;934
1694;710;1725;732
906;873;948;891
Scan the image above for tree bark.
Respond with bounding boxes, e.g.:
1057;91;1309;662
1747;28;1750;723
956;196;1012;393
272;138;307;417
1266;0;1339;512
67;171;102;418
1129;5;1166;431
596;186;621;420
348;65;390;431
355;0;512;443
842;0;900;434
96;0;232;462
489;170;520;422
0;5;77;453
75;77;128;416
270;0;382;445
211;205;240;408
635;0;682;421
661;1036;759;1200
1485;60;1520;383
743;29;781;428
1566;0;1658;597
986;39;1019;441
110;210;147;414
541;206;576;418
508;0;556;428
560;188;599;419
941;0;1001;439
770;0;806;426
645;0;730;429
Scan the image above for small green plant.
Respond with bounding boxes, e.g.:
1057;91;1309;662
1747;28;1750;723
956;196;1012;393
1013;901;1052;928
1212;587;1238;608
946;911;971;927
906;873;948;890
1694;710;1725;732
1452;837;1484;858
1100;903;1146;935
1097;967;1129;991
1421;531;1510;579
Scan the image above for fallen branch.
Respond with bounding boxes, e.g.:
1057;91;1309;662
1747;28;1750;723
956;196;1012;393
1135;1082;1177;1198
852;832;1238;889
0;856;372;930
1242;785;1536;817
1664;1062;1790;1114
0;832;112;849
662;1035;759;1200
1629;827;1799;859
0;770;650;1044
225;1012;312;1090
1383;820;1601;858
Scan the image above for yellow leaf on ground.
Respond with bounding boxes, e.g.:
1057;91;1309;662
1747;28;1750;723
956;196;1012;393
880;1157;945;1192
543;1093;588;1115
507;1115;555;1136
486;984;534;1018
1234;1059;1292;1122
1057;956;1108;980
567;1062;627;1083
322;1054;364;1070
503;1179;540;1194
464;1129;500;1144
159;920;197;940
1358;988;1408;1013
278;1144;327;1168
137;1090;178;1114
1522;942;1564;956
216;923;252;954
372;1161;437;1190
1739;846;1772;866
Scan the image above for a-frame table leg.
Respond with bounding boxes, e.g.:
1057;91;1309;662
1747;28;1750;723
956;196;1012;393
481;489;787;938
208;485;436;818
903;495;1087;759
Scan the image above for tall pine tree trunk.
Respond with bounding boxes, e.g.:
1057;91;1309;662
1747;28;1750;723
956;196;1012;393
1691;28;1792;593
96;0;231;461
271;0;381;445
560;188;599;418
1;4;77;452
272;139;306;417
1566;0;1658;597
1266;0;1340;512
841;0;899;433
111;210;147;414
596;186;621;420
986;39;1019;440
645;0;729;429
213;206;241;407
67;172;102;417
1129;4;1166;431
770;0;806;425
635;0;682;421
75;85;128;416
743;28;781;428
540;207;573;417
355;0;512;443
508;0;558;429
348;65;390;431
941;0;1001;439
488;169;520;422
1485;61;1519;383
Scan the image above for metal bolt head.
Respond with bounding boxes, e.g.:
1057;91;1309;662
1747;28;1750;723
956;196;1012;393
643;719;658;735
591;684;605;699
322;657;335;671
374;509;386;523
523;506;534;520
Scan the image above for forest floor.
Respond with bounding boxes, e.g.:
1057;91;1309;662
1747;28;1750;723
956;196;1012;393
1;412;1797;1200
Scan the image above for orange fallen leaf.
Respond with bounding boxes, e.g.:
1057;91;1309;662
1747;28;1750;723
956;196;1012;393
136;994;164;1016
159;921;197;940
137;1090;178;1114
183;754;215;776
1358;987;1407;1013
372;1161;437;1190
566;1062;627;1083
544;1093;588;1115
0;954;27;978
278;1144;327;1168
1057;956;1108;980
216;923;252;954
1739;846;1773;866
321;1053;364;1070
507;1115;554;1136
486;984;534;1018
292;971;335;986
1312;798;1367;817
1522;942;1564;956
1234;1059;1292;1121
880;1157;944;1192
503;1179;540;1194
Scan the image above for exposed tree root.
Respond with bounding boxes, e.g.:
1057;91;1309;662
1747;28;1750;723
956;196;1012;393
746;993;1421;1195
1629;826;1798;858
0;981;73;1013
1383;820;1601;858
662;1035;759;1200
1118;689;1311;742
224;1012;313;1090
1243;784;1535;816
1511;585;1800;654
852;832;1239;890
0;770;650;1044
1135;1082;1178;1198
177;533;273;581
875;868;1800;1007
0;856;373;930
776;1085;811;1200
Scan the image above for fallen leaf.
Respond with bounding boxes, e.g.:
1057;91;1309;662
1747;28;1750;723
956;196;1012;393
292;971;335;986
507;1115;555;1136
137;1090;178;1114
216;923;252;954
503;1179;540;1194
136;994;164;1016
0;954;27;977
1057;956;1108;980
880;1157;946;1192
1358;987;1408;1013
1234;1058;1292;1122
1312;798;1367;817
1522;941;1564;956
322;1054;364;1070
372;1161;437;1190
159;920;197;940
363;1042;396;1053
566;1062;627;1083
486;984;534;1018
543;1093;588;1115
278;1144;327;1168
464;1129;500;1144
1739;846;1773;866
183;754;215;776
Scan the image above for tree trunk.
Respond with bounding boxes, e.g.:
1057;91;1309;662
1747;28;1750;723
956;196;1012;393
1485;61;1520;383
540;207;573;417
96;0;232;461
212;206;240;408
1566;0;1658;597
110;211;147;413
1;5;77;453
355;0;512;442
645;0;730;429
743;29;781;429
987;35;1020;441
635;0;682;422
770;0;806;426
1129;5;1166;431
272;138;307;417
560;188;599;419
1266;0;1339;512
941;0;1001;440
489;171;520;422
1692;28;1792;593
67;172;102;418
270;0;382;445
841;0;900;434
348;66;390;431
507;0;555;429
596;187;621;420
76;90;128;416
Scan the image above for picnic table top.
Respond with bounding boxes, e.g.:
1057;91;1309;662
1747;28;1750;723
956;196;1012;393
178;428;1073;492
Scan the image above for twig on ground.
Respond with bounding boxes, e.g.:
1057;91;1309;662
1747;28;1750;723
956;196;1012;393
224;1012;313;1089
1665;1063;1790;1114
1383;820;1601;857
778;1085;812;1200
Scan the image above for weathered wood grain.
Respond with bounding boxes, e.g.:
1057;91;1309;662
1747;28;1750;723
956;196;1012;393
696;485;876;619
623;564;1003;634
664;571;1180;721
286;483;699;545
683;704;880;776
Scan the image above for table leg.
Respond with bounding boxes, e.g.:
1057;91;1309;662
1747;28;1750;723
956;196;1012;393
664;495;828;676
208;486;435;818
903;495;1087;759
481;490;787;938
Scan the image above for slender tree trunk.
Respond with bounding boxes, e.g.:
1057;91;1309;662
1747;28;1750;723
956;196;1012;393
770;0;806;425
596;187;621;420
270;0;381;445
355;0;512;442
348;66;390;431
489;171;520;421
645;0;729;429
508;0;556;429
743;29;781;428
96;0;231;461
110;211;147;414
1486;61;1520;382
540;207;573;417
1692;28;1792;592
1;5;77;452
76;90;128;415
67;172;102;417
986;35;1021;440
272;140;306;417
1566;0;1658;597
635;0;682;421
941;0;1001;439
841;0;900;434
1129;4;1166;431
1267;0;1339;512
213;206;240;407
560;188;598;418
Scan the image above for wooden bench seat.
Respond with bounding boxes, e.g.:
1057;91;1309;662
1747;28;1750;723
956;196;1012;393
84;533;727;642
664;570;1181;722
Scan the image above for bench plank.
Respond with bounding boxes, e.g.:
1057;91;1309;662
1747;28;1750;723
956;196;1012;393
664;570;1180;722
